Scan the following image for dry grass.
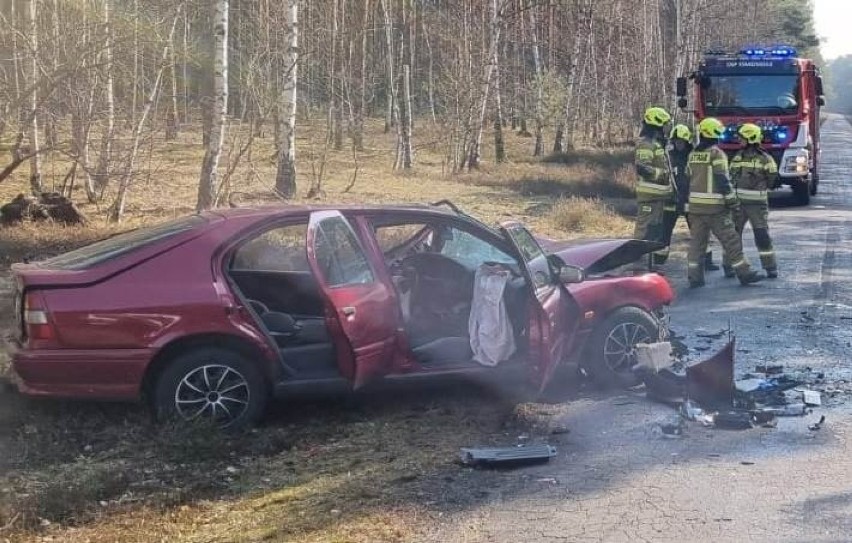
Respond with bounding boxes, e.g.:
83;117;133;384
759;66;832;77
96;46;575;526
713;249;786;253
0;118;633;542
546;197;633;237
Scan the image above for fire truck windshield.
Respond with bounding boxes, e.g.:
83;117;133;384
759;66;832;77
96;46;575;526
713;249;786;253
702;74;800;116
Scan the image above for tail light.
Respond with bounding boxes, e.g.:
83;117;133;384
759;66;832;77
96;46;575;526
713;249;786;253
23;292;56;342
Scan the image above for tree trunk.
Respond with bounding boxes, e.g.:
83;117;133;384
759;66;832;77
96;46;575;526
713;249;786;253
25;0;42;195
493;43;506;163
466;0;501;170
396;64;413;169
94;0;115;197
274;0;299;198
528;1;544;157
165;28;180;141
197;0;229;211
380;0;397;133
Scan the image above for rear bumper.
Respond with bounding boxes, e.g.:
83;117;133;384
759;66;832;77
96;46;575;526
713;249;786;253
11;344;152;400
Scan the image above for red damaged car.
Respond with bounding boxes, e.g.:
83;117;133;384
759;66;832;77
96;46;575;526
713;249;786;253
9;202;674;427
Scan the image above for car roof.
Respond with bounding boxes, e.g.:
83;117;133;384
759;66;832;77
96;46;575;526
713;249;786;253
207;203;464;221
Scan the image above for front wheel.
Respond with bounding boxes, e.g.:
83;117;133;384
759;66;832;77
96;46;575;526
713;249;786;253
153;347;268;430
583;307;660;389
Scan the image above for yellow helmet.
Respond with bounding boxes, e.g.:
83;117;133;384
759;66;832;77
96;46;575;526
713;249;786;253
698;117;725;139
738;123;763;144
643;106;672;128
670;124;692;142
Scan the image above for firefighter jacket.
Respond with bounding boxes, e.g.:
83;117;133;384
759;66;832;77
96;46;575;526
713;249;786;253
730;147;778;204
669;142;693;213
635;135;673;203
686;140;737;215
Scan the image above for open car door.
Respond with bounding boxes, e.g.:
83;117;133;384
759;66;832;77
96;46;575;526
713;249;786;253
307;211;399;388
500;222;581;390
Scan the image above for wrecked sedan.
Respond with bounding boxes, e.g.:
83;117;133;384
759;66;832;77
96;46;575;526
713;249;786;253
9;202;674;427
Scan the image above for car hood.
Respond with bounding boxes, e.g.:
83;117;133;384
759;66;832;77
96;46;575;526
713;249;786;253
538;238;664;275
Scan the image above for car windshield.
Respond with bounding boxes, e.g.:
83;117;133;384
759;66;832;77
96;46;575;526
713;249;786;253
702;74;800;115
41;215;206;270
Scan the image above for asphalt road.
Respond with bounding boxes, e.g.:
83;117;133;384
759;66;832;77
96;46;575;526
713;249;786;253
422;115;852;543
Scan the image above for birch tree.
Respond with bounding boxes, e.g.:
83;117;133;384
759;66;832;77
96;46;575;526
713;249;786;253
25;0;42;195
197;0;229;211
274;0;298;198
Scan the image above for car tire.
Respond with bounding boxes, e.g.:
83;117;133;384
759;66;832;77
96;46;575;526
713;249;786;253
792;179;811;205
810;171;819;196
153;347;268;430
583;307;660;389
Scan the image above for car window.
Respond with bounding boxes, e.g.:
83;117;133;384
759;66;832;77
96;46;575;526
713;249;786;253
374;223;430;255
314;216;374;287
439;228;515;268
41;215;206;270
503;224;552;288
232;224;310;272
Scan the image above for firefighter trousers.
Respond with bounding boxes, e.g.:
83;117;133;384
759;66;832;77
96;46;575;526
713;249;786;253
722;204;777;272
634;200;667;259
688;212;753;284
658;208;714;266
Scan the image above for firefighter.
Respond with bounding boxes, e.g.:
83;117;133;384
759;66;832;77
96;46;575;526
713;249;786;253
659;123;720;270
634;106;673;263
722;123;779;278
686;118;762;288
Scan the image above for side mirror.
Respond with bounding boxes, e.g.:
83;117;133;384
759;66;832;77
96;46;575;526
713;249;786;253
676;77;688;98
818;96;826;107
816;76;825;96
677;97;688;109
558;264;585;284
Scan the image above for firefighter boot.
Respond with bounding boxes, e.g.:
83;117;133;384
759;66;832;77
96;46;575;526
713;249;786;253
704;251;720;271
766;268;779;279
739;270;763;286
723;265;736;279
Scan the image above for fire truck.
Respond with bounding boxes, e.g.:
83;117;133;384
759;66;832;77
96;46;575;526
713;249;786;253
676;46;826;205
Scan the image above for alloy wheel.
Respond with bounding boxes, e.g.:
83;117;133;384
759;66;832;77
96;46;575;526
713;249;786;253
603;322;651;373
174;364;251;426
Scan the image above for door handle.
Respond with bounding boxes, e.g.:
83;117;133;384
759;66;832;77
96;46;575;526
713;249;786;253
342;306;357;317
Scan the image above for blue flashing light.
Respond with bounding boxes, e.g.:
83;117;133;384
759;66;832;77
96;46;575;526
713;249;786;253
775;128;789;143
739;44;797;58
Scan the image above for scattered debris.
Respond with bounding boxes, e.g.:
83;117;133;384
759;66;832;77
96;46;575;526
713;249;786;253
714;410;754;430
809;415;826;431
660;421;685;438
460;445;557;467
550;425;571;436
802;390;822;407
756;365;784;375
635;342;674;372
0;192;87;226
740;461;755;466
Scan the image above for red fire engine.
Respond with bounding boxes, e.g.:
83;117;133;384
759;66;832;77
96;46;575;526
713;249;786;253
676;46;826;205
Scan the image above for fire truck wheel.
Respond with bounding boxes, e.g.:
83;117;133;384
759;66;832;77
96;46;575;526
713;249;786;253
792;179;811;205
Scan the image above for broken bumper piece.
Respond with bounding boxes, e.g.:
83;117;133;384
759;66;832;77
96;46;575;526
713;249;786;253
460;445;557;467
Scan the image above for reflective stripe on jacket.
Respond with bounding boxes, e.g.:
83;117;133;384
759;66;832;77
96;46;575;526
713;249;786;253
687;145;734;215
731;148;778;204
635;137;673;202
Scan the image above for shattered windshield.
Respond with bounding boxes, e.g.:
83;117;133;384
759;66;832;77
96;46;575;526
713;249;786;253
703;74;800;115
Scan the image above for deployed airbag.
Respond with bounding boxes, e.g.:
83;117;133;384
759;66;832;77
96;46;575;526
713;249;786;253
469;264;516;367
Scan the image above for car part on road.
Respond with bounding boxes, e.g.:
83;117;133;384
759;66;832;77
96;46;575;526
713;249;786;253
802;390;822;406
634;342;674;373
153;347;268;430
459;445;557;467
686;340;735;409
584;306;660;389
713;410;755;430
